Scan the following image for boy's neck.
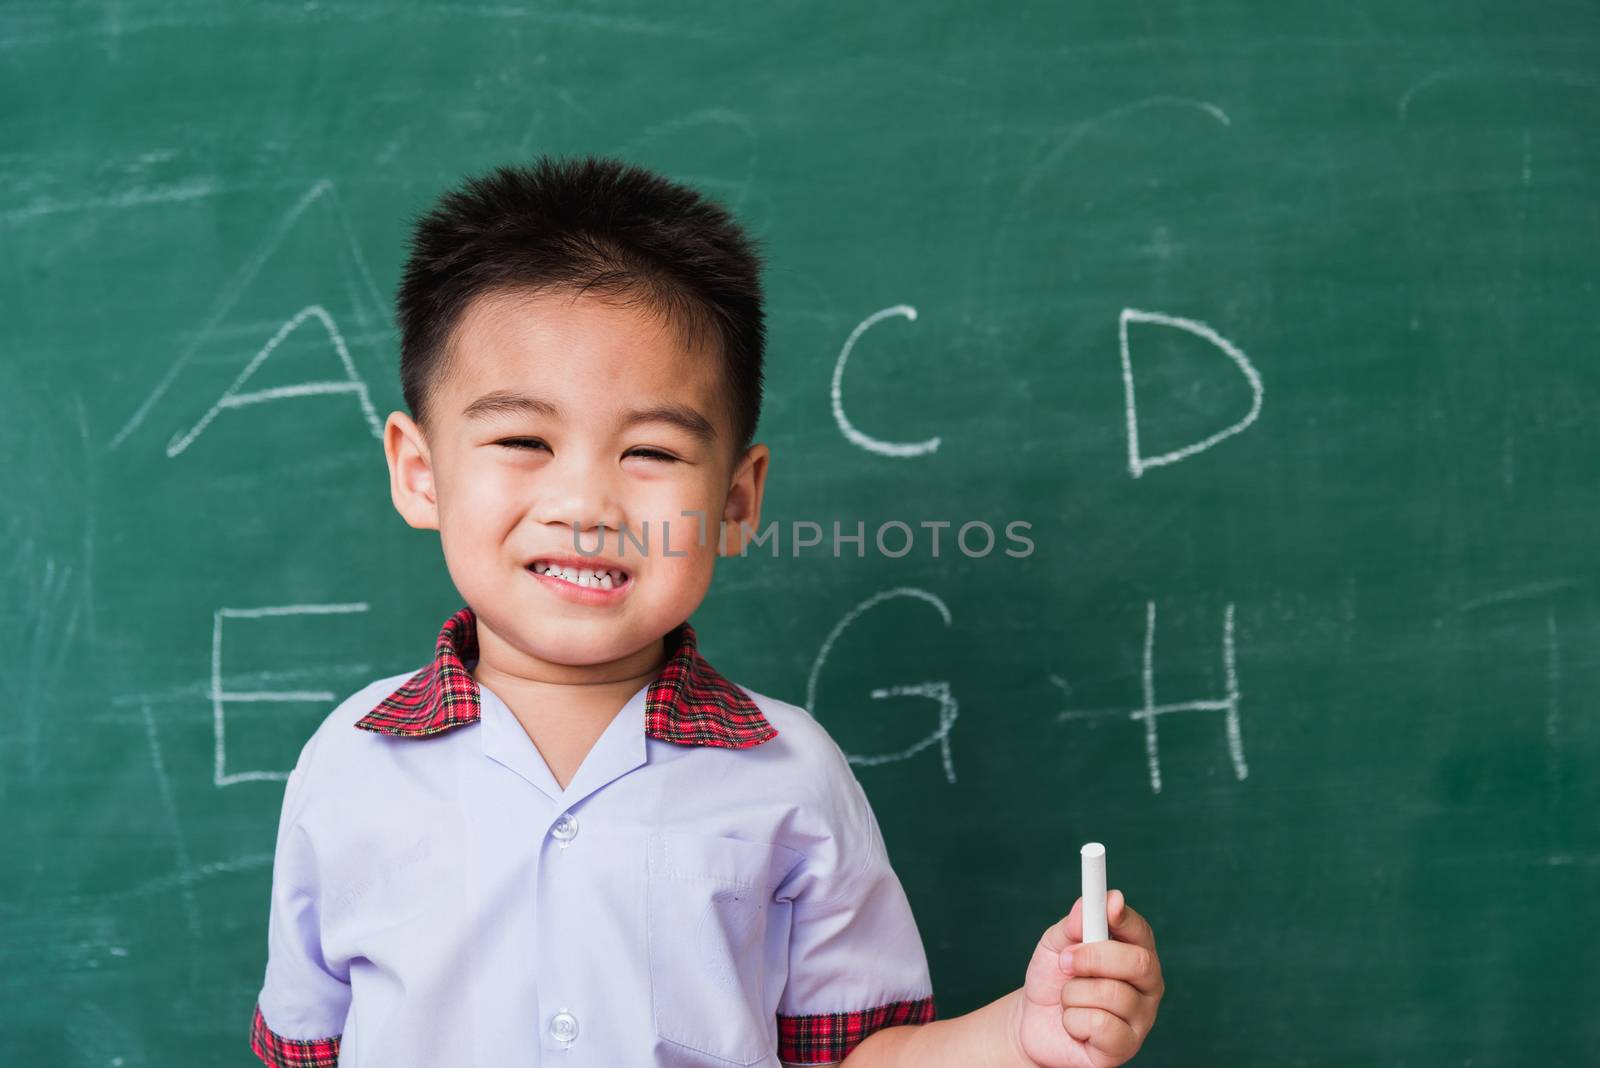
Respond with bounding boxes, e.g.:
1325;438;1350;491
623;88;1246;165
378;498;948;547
470;634;670;720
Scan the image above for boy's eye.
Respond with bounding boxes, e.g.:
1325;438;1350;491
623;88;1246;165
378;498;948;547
494;439;679;464
626;447;680;463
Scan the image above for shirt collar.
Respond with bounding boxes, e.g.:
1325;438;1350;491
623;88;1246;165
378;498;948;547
353;605;778;749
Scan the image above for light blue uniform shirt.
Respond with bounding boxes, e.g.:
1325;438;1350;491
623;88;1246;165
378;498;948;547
252;607;935;1067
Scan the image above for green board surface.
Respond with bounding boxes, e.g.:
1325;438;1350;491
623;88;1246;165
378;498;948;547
5;2;1599;1064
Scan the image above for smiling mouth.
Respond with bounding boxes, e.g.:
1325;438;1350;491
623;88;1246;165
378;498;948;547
527;560;632;591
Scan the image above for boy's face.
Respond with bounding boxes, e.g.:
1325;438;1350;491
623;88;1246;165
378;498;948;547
383;287;769;681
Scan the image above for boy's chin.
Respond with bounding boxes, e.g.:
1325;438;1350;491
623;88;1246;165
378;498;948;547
484;611;666;664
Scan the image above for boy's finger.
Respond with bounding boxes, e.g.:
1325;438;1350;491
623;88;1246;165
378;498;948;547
1067;938;1164;996
1059;976;1143;1027
1107;891;1157;952
1060;1007;1141;1061
1064;894;1082;943
1039;896;1084;953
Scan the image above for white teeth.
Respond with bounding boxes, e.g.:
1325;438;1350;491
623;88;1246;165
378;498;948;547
531;561;627;589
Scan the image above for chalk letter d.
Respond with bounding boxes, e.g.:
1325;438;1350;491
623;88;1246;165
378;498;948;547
1119;308;1263;478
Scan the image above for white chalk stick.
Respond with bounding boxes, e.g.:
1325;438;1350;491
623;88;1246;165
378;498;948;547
1081;842;1108;943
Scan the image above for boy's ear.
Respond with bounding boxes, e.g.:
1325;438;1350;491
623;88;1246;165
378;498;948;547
384;410;441;531
719;443;770;556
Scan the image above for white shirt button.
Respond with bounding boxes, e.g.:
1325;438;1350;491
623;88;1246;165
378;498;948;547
549;1009;579;1043
551;812;579;841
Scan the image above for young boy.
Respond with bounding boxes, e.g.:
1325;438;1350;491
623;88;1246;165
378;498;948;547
250;156;1164;1067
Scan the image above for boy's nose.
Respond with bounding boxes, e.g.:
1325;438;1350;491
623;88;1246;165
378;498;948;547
532;463;627;546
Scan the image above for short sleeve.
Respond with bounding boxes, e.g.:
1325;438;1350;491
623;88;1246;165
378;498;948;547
250;742;350;1067
774;747;936;1064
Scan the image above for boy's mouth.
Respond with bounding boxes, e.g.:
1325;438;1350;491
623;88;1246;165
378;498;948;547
526;559;633;592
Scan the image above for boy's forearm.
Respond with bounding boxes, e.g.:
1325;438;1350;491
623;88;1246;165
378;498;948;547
838;987;1032;1068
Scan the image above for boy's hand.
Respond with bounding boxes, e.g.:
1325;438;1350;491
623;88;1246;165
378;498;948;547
1013;890;1164;1067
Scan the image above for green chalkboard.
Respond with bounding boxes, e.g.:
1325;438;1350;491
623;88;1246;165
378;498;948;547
5;2;1599;1064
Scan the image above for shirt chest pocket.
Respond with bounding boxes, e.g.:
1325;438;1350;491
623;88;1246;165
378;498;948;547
646;831;802;1065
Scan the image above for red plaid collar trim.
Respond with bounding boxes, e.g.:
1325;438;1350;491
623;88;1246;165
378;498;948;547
353;606;778;749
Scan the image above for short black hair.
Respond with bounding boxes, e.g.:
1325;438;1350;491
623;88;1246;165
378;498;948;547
395;154;766;457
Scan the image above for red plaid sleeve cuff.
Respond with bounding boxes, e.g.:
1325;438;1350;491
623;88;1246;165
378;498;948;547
776;994;936;1063
251;1002;342;1067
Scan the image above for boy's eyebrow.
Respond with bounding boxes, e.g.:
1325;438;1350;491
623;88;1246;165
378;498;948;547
460;389;562;422
460;389;718;443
